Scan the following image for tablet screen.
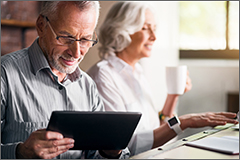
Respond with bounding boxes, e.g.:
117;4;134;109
47;111;142;150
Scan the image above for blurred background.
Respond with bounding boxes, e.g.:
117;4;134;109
1;1;239;138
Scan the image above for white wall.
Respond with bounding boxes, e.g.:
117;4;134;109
140;1;180;111
177;60;239;138
80;1;117;71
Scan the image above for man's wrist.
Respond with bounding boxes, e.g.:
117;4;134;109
99;150;122;159
16;142;25;159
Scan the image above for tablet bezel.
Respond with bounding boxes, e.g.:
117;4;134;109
46;111;142;150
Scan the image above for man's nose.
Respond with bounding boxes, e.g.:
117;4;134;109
69;41;83;59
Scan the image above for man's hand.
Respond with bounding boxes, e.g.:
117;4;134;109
16;129;74;159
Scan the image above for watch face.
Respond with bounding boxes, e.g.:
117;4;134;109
168;117;178;126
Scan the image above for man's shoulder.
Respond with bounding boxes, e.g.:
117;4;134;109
1;48;29;67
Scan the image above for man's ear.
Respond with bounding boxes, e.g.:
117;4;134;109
36;15;45;36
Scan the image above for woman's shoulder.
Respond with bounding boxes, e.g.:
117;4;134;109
87;59;113;79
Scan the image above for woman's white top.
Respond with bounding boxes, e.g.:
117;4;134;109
87;55;160;156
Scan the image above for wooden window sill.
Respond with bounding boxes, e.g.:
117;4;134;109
1;19;35;28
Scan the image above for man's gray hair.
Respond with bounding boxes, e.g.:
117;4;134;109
40;1;100;27
98;1;155;59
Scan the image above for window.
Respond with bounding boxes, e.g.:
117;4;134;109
179;1;239;59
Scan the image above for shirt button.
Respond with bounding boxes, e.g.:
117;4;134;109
59;85;64;90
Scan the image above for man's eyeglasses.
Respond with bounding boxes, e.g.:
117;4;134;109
45;16;98;48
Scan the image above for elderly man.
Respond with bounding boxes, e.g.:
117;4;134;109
1;1;129;159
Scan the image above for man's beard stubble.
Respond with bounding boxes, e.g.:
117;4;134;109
41;40;83;74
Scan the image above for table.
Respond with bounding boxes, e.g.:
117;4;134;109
130;123;239;159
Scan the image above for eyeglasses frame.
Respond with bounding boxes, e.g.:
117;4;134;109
44;16;98;48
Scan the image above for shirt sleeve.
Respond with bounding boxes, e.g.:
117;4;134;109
84;148;130;159
1;66;20;159
1;143;20;159
128;130;154;156
90;78;105;112
1;66;7;127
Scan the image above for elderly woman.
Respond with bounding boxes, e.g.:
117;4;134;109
87;1;238;156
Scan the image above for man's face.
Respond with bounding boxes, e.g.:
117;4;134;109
40;3;97;75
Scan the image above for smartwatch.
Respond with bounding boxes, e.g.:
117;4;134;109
167;116;183;135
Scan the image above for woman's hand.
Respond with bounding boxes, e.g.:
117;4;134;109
184;70;192;93
179;112;238;130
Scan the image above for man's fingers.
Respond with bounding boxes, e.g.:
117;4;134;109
33;138;74;158
47;143;74;154
32;129;64;141
37;130;64;140
40;141;74;154
37;138;74;149
37;149;68;159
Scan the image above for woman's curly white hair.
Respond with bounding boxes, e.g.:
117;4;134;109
98;1;155;59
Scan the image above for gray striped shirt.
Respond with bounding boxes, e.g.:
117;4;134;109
1;38;129;159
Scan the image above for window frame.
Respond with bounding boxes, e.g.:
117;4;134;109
179;1;239;59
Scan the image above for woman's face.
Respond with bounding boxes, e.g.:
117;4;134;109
124;9;156;60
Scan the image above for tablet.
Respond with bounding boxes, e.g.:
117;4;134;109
47;111;142;150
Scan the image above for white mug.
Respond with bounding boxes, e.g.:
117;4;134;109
166;65;187;95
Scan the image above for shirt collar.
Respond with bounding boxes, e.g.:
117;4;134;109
28;38;50;75
107;54;143;75
66;67;82;82
28;38;82;82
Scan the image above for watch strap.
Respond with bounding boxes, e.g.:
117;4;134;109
172;123;183;134
167;116;183;135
